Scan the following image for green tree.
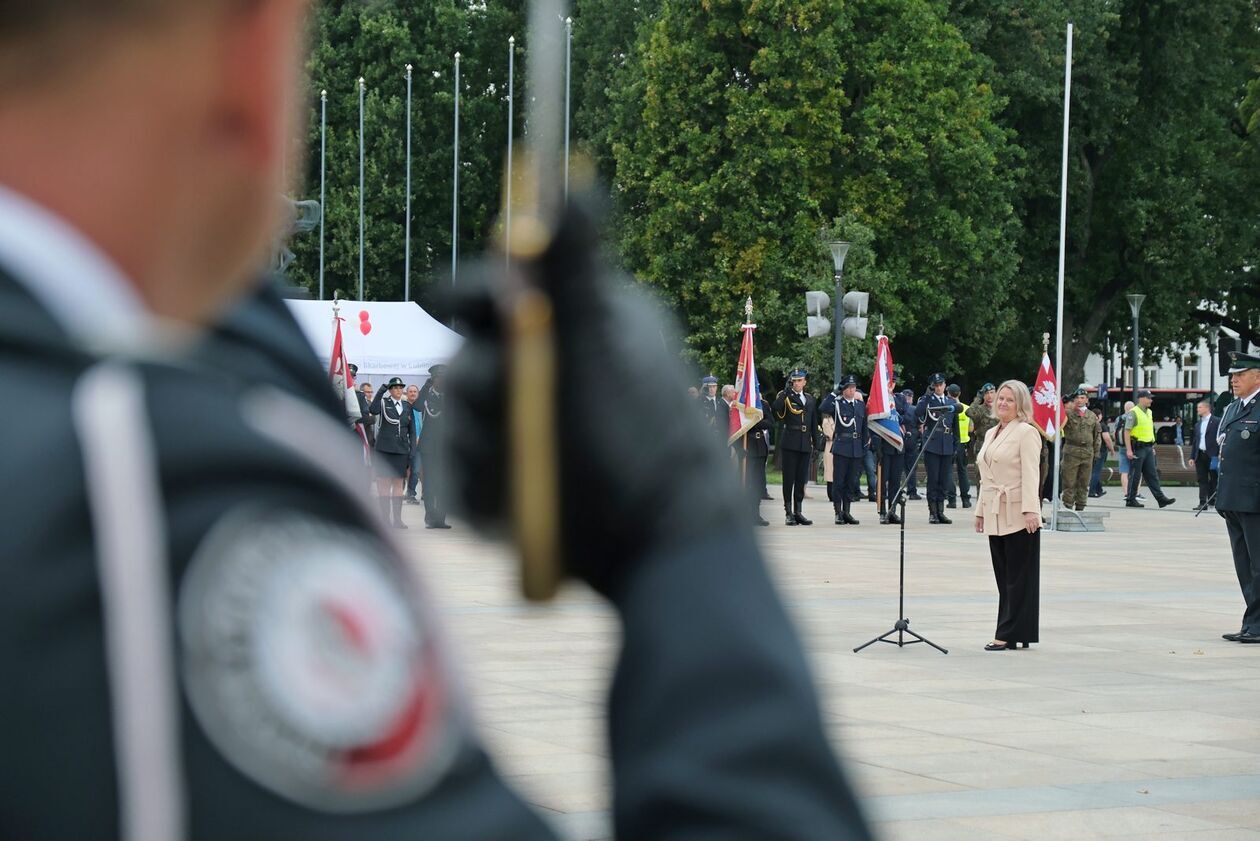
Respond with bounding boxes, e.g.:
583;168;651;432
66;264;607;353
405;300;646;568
954;0;1260;387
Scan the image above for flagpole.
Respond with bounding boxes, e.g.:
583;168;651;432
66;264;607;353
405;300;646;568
563;16;572;202
452;52;461;292
506;35;515;272
318;89;327;301
1050;22;1073;534
358;77;366;301
404;64;413;303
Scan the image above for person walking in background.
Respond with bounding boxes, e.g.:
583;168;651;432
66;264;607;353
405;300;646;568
1115;401;1135;499
1089;405;1116;498
975;380;1043;651
1124;389;1176;509
1060;387;1101;511
946;383;972;509
1191;398;1221;510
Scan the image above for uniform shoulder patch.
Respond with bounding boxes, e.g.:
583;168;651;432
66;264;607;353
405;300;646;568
178;508;464;812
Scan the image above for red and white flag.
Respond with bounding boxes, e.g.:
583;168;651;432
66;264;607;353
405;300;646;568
866;334;904;451
727;320;764;446
1031;351;1062;439
329;313;372;464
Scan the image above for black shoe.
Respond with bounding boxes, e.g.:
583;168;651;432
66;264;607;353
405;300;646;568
762;494;774;501
908;492;922;500
1238;632;1260;644
1097;489;1107;496
1126;500;1144;508
404;497;420;506
937;508;953;524
867;494;877;502
835;512;846;525
946;499;957;509
962;497;971;509
794;512;813;526
1223;631;1246;641
842;502;859;525
785;513;798;526
928;502;941;525
884;510;901;525
1088;492;1101;498
756;517;770;527
984;641;1012;651
1158;497;1176;509
425;521;451;530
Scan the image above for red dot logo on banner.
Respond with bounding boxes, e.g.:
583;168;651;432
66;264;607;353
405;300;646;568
359;310;372;336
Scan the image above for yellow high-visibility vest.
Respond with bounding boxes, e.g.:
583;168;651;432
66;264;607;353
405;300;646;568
1130;406;1156;443
957;409;971;443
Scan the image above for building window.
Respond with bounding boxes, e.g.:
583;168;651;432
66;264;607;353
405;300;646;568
1143;367;1159;388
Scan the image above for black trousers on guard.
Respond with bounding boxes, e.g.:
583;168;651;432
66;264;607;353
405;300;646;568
421;453;446;526
902;434;919;493
989;528;1040;644
832;454;863;508
780;449;810;513
746;455;768;517
1196;457;1218;508
1126;443;1169;505
924;451;951;503
1223;510;1260;634
880;450;903;507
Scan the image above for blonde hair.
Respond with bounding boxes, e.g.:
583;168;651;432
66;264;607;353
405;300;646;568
996;379;1034;425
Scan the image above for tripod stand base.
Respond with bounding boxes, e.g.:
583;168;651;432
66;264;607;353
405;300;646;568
853;618;948;654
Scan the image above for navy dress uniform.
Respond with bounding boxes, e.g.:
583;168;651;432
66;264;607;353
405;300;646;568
916;374;958;524
820;375;867;525
772;370;821;526
1217;352;1260;643
743;409;773;526
370;377;416;528
698;374;722;434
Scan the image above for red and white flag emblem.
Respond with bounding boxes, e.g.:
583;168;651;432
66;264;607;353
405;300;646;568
1031;352;1062;439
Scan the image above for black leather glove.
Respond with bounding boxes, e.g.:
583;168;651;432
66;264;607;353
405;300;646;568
443;201;748;599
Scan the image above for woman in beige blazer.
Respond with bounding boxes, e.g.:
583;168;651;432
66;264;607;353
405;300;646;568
974;380;1043;650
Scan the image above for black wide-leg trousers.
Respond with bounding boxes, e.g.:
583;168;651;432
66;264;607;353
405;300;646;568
989;528;1040;644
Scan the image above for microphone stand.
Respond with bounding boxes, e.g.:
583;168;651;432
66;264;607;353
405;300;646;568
854;409;949;654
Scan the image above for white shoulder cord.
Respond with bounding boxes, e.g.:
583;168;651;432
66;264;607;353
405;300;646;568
73;365;186;841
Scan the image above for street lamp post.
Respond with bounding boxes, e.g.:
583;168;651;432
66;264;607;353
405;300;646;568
827;240;851;390
318;89;326;300
452;52;461;290
1127;294;1145;392
404;64;413;302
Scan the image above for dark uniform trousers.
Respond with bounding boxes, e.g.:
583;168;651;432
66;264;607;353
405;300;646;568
947;440;971;504
1126;442;1170;505
1195;456;1218;507
1218;396;1260;634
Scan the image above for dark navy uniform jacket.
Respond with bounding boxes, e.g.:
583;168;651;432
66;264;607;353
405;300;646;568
772;390;821;453
915;393;958;456
1218;396;1260;513
819;393;869;458
0;267;871;840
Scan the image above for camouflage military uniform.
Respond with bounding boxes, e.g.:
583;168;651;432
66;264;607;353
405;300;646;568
1061;404;1102;509
966;401;998;455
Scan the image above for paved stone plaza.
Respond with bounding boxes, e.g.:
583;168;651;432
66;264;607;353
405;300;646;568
402;489;1260;840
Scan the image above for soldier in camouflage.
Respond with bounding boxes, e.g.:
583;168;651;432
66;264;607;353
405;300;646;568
967;383;998;451
1060;387;1102;511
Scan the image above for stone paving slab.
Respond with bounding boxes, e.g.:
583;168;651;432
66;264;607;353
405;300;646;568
397;487;1260;839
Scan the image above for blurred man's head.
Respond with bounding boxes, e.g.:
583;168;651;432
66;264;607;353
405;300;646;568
721;385;736;403
687;386;699;398
406;385;419;403
361;382;373;396
0;0;310;324
1196;399;1211;417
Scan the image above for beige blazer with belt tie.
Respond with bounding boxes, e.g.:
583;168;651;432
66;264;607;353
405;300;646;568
976;419;1042;536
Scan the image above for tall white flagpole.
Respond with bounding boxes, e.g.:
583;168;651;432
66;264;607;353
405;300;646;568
358;76;366;301
319;89;327;300
506;35;515;271
1050;22;1073;534
404;64;413;302
452;52;461;292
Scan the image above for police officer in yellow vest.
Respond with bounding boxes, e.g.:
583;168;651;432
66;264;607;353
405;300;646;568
1124;389;1176;509
946;383;972;509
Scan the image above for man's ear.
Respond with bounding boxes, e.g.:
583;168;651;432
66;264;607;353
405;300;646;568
214;0;308;172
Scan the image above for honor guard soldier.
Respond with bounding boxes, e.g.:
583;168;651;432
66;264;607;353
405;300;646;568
699;374;722;432
774;369;822;525
370;377;415;528
916;373;958;524
1060;387;1101;511
738;400;773;527
1217;352;1260;643
820;374;867;525
945;383;972;509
